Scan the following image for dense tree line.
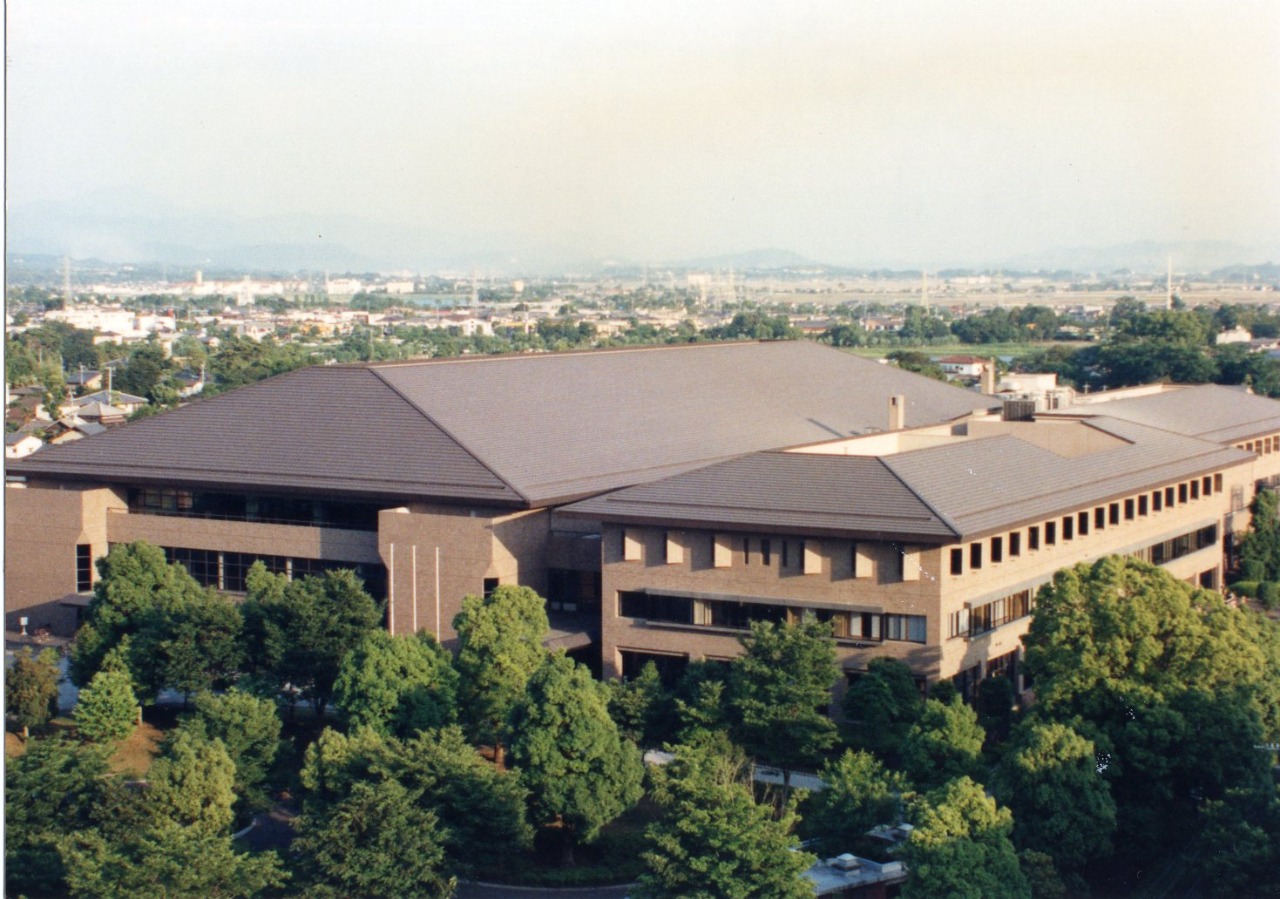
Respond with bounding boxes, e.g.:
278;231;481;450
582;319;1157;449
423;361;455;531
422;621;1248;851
9;541;1280;897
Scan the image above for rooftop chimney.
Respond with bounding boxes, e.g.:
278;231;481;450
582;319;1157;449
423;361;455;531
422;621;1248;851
981;359;997;395
888;394;906;431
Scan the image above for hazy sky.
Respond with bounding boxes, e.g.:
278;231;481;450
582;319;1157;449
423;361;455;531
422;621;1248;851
7;0;1280;266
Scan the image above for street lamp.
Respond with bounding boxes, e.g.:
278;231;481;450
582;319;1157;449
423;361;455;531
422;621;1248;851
18;616;29;636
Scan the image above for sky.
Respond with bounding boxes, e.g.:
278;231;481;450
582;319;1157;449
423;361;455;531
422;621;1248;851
6;0;1280;268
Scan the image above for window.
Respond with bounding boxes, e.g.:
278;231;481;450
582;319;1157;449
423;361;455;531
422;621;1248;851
948;608;971;638
761;539;772;566
1214;473;1223;493
1009;531;1021;558
817;609;880;641
483;577;500;598
1138;494;1149;516
1077;511;1089;536
1028;526;1040;550
76;544;93;592
1045;521;1057;546
1165;486;1175;507
1125;498;1136;520
1190;480;1200;500
950;548;964;575
1094;507;1106;530
618;591;693;624
990;536;1003;564
1152;491;1163;512
1179;483;1189;504
1062;515;1074;541
742;537;751;565
969;589;1032;637
970;542;983;569
883;614;926;643
1110;503;1121;525
1203;476;1213;496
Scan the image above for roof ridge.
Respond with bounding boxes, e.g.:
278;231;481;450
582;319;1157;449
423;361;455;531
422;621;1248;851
876;454;962;538
364;366;531;505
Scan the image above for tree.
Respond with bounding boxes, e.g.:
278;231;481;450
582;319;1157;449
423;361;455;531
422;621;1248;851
74;667;138;743
977;674;1015;743
802;749;906;856
727;617;838;789
5;737;120;896
671;661;731;742
241;565;383;715
1022;556;1280;857
148;729;238;832
993;720;1116;875
901;777;1030;899
187;690;283;814
130;589;244;703
70;540;208;688
452;584;549;765
508;652;644;864
61;820;287;899
842;657;924;761
634;742;815;899
292;778;456;899
608;660;675;746
901;696;985;790
6;646;62;738
333;630;458;737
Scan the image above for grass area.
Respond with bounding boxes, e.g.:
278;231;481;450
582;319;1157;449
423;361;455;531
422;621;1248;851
5;710;171;777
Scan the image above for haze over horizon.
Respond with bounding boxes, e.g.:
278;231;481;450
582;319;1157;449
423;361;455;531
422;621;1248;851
7;1;1280;272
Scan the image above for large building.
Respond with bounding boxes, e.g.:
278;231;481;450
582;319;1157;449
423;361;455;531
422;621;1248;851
7;341;1280;697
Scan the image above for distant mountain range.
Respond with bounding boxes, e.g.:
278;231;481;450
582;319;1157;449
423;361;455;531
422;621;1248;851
6;195;1277;278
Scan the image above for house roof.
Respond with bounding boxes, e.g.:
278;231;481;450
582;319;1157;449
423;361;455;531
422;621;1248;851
1042;384;1280;445
562;417;1252;542
8;342;997;507
75;390;148;406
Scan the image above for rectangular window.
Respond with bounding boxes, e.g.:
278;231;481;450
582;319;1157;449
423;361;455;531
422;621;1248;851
76;544;93;592
990;536;1003;564
1094;507;1106;530
1179;483;1189;504
1203;476;1213;496
664;533;684;565
970;542;983;570
1153;491;1163;512
483;577;500;598
1138;494;1149;516
1214;473;1223;494
1110;502;1121;525
1165;486;1176;507
1078;511;1089;536
618;591;693;624
883;614;927;644
1028;525;1040;550
1063;515;1074;540
742;537;751;565
950;547;964;575
1009;531;1021;558
623;529;643;562
948;608;971;639
1190;480;1200;500
1045;520;1057;546
760;539;772;566
1125;498;1136;520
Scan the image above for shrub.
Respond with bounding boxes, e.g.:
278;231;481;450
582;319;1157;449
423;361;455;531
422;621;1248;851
1259;581;1280;611
73;668;137;743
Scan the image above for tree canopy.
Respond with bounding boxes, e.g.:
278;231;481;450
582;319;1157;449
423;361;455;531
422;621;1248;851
6;646;62;738
332;630;458;737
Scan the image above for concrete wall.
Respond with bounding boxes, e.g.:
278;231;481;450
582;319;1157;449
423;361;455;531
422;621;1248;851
4;481;126;634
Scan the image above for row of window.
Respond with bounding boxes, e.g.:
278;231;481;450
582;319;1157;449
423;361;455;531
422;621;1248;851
128;487;382;532
145;545;388;598
950;473;1225;576
617;590;927;643
948;589;1034;639
1240;435;1280;455
1133;524;1219;566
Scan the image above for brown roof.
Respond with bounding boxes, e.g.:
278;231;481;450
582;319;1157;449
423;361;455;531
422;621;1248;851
9;342;996;507
562;417;1252;541
1043;384;1280;445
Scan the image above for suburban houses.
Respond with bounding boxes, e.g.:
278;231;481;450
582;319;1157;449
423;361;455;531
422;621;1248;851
7;340;1280;703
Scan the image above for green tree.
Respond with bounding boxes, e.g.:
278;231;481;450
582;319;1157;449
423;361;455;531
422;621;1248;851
977;674;1015;743
802;749;907;856
333;630;458;737
130;589;244;703
5;737;120;896
608;660;675;746
842;657;924;761
70;541;208;688
61;820;287;899
148;729;238;832
901;696;985;790
671;661;731;742
186;690;283;814
901;777;1030;899
241;565;383;715
992;720;1116;875
727;617;838;789
634;742;815;899
452;584;549;765
508;652;644;864
292;778;456;899
74;667;138;743
6;646;62;738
